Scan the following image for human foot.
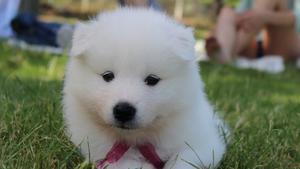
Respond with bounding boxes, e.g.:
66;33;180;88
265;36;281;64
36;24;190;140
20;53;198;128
205;36;232;64
205;36;220;58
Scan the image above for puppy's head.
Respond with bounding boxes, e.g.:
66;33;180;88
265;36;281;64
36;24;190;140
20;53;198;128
66;8;199;133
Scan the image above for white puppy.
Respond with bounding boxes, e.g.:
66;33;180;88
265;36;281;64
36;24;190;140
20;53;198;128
63;8;228;169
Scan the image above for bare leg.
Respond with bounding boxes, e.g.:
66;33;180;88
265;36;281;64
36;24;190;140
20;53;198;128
214;7;238;63
206;7;261;62
207;0;300;63
235;30;258;58
251;0;300;60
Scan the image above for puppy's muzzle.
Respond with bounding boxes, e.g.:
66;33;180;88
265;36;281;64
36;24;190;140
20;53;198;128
113;102;136;126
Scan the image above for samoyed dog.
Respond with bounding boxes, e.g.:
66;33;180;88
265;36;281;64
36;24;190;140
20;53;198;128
63;8;228;169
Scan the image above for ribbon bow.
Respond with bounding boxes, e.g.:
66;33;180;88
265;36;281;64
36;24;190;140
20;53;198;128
96;141;165;169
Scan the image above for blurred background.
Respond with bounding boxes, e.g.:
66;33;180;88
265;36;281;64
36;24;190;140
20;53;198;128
0;0;243;58
21;0;239;38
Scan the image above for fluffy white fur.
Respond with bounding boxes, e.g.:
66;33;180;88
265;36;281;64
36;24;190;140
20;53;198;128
63;8;228;169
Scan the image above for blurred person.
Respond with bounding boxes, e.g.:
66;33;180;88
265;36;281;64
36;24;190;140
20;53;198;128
206;0;300;65
9;0;160;50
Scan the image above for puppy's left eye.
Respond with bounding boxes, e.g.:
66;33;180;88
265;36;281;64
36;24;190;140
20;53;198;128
101;71;115;82
144;74;160;86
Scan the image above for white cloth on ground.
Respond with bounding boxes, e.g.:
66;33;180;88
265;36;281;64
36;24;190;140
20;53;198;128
235;56;285;74
296;58;300;69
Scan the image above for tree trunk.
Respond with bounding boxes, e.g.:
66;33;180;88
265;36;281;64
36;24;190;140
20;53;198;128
212;0;223;17
174;0;184;20
81;0;90;12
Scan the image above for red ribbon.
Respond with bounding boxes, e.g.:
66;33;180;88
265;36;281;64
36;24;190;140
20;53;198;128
138;142;165;169
97;141;165;169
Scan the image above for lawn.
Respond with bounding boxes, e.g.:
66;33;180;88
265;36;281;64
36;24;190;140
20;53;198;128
0;41;299;169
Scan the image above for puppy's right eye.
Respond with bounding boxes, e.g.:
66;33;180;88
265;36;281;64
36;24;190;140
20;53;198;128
101;71;114;82
145;74;160;86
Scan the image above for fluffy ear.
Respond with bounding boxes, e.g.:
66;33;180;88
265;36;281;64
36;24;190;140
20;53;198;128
170;27;196;61
69;23;92;57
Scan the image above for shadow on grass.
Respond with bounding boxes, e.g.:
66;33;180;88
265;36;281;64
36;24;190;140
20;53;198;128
0;43;67;76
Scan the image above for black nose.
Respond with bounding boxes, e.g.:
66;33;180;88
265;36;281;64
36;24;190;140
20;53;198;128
113;102;136;123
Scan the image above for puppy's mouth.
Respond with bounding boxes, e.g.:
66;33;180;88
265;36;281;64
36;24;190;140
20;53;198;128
112;116;162;131
113;123;139;130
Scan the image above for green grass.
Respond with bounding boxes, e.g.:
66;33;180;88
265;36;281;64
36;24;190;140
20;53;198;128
0;42;299;169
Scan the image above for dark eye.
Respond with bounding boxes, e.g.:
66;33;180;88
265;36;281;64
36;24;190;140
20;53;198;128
101;71;114;82
144;74;160;86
